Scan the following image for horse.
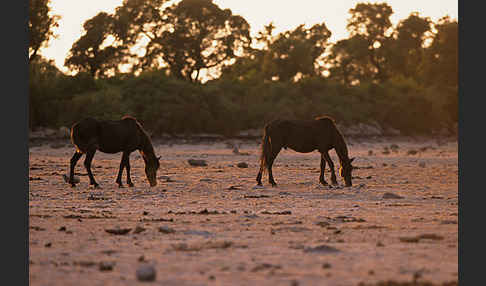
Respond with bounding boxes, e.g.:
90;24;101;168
67;116;160;188
256;116;355;187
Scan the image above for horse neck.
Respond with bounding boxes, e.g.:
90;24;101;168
333;129;349;165
138;128;156;162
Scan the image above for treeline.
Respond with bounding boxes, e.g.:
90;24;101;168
29;0;458;137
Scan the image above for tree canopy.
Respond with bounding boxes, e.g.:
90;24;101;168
29;0;60;62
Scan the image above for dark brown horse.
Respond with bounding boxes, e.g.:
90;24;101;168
68;116;160;188
256;116;355;187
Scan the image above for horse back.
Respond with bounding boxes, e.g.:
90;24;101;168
265;118;337;152
71;117;142;154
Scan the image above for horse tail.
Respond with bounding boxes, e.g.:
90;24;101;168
259;125;273;173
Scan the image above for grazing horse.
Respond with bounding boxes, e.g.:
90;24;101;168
256;116;355;187
68;116;160;188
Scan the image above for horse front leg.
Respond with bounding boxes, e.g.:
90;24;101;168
84;149;100;188
69;151;83;187
319;154;328;185
116;153;126;188
124;152;134;187
323;152;338;185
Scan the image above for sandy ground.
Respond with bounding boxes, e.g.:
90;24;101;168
29;137;458;286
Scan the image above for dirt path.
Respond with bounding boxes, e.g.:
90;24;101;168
29;137;458;286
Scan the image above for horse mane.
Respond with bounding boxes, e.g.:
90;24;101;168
314;115;336;123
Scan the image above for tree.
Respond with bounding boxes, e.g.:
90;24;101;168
264;23;331;82
220;22;331;83
65;12;127;78
424;16;458;87
29;0;60;62
112;0;251;82
388;12;432;80
340;2;394;83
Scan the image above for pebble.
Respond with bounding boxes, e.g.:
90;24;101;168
188;159;207;166
136;264;156;282
237;162;248;168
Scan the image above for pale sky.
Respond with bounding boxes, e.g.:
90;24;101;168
40;0;458;74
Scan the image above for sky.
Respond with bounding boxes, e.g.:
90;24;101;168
40;0;458;74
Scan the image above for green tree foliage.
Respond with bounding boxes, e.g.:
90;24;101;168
329;2;394;83
424;16;458;87
110;0;251;82
387;13;432;80
221;22;331;82
65;12;127;78
29;0;60;62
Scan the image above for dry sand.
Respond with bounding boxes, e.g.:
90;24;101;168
29;137;458;286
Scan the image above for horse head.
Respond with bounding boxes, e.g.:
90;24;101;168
144;154;161;187
339;157;355;187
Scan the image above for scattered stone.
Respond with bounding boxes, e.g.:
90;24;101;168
237;162;248;168
187;159;207;166
62;174;80;184
322;263;332;269
261;210;292;215
407;149;418;155
136;264;156;282
419;162;426;168
368;150;373;156
382;192;404;199
105;227;132;235
251;263;281;272
227;185;242;190
376;241;384;247
158;226;176;234
58;226;66;232
183;230;212;237
303;245;340;254
44;242;52;248
30;226;46;231
99;261;115;271
316;221;330;227
133;226;146;234
244;194;269;198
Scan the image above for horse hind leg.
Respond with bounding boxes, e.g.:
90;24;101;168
69;151;83;187
116;153;126;188
319;154;328;186
267;146;282;187
84;148;100;188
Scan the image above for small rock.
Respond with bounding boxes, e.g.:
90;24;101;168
322;263;332;269
133;226;146;234
44;242;52;248
303;245;340;254
368;150;373;156
237;162;248;168
188;159;207;166
58;226;66;232
99;261;115;271
407;149;418;155
62;174;80;184
382;192;404;199
419;162;426;168
105;227;132;235
136;264;156;282
159;226;176;234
